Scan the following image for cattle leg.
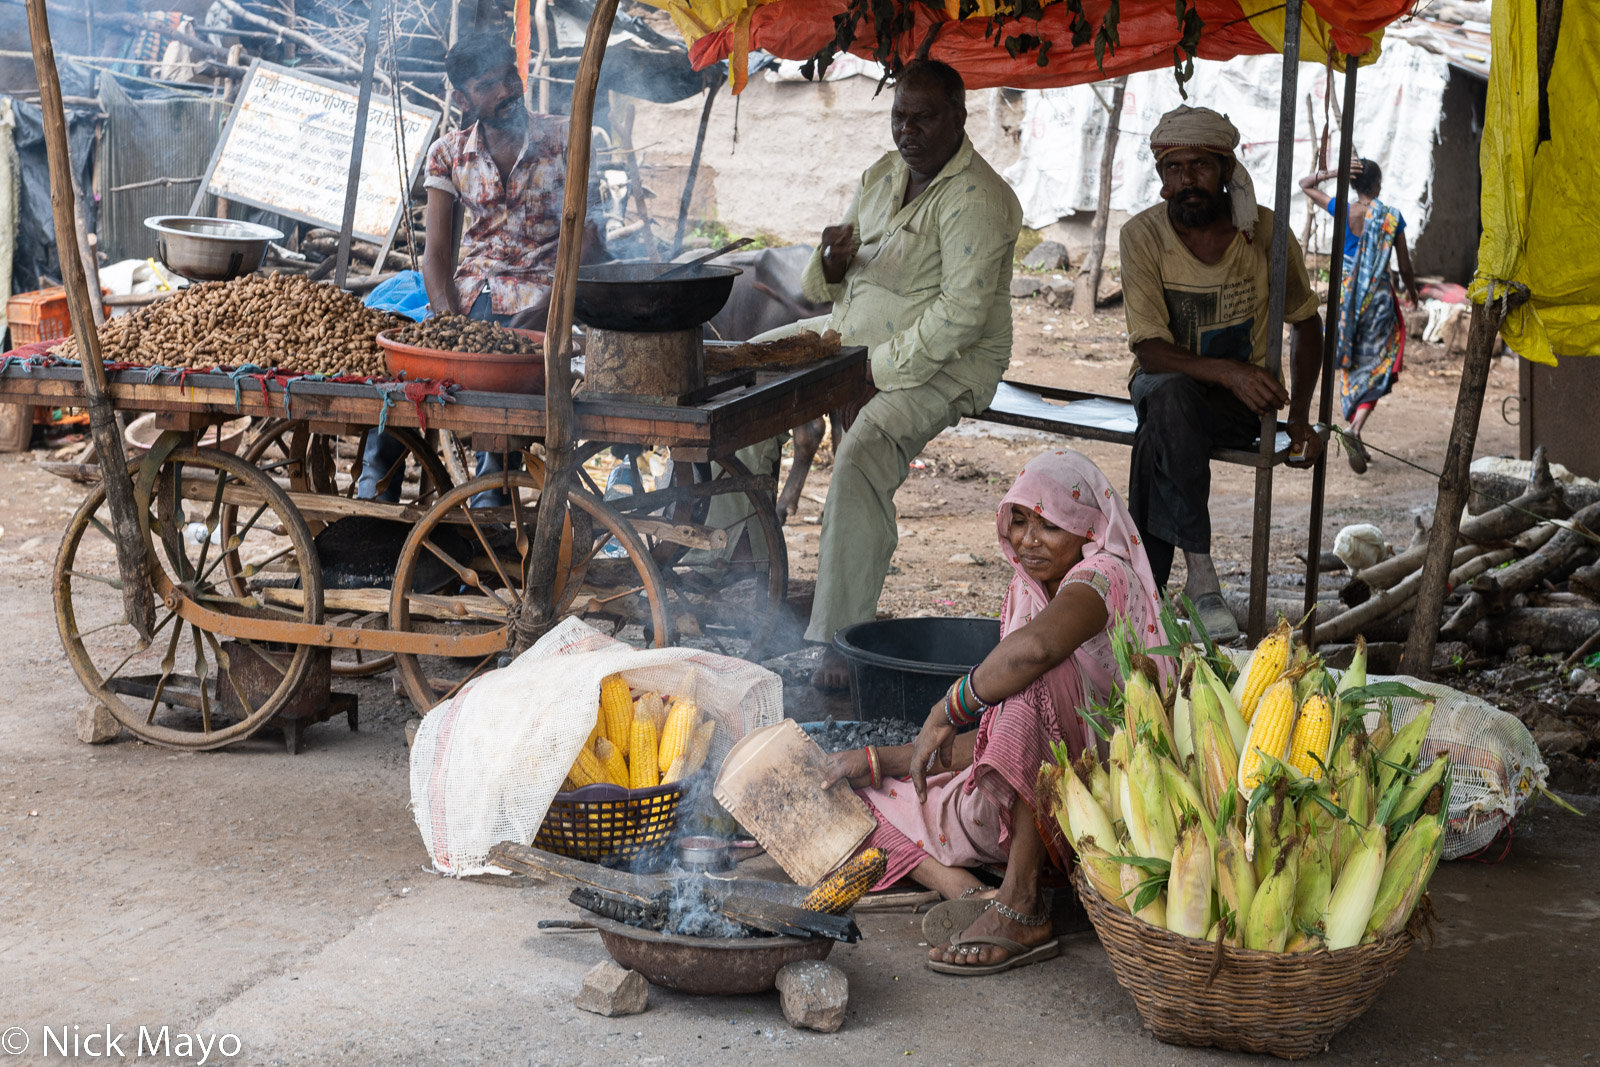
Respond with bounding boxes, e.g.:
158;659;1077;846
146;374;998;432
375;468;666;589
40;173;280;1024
778;417;825;524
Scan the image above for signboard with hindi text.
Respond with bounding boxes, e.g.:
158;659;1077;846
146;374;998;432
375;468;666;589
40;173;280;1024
191;61;440;246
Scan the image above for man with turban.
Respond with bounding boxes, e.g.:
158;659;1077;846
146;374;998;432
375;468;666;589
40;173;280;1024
1118;105;1324;640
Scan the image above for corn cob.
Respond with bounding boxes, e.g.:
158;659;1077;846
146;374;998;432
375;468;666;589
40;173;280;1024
1173;683;1194;764
1159;756;1215;849
1377;702;1434;800
1057;760;1116;852
647;692;671;733
1124;671;1174;754
567;746;606;789
629;705;659;790
802;848;887;914
677;720;717;780
1119;855;1167;928
1233;617;1292;724
1334;635;1367;712
1390;754;1451;826
1196;656;1249;751
595;737;629;786
1238;677;1298;792
1080;750;1113;817
1283;928;1327;954
1076;839;1129;911
1215;823;1257;941
1197;719;1239;824
1122;744;1175;859
1288;692;1333;780
658;695;698;775
633;691;666;741
1165;819;1214;940
1365;812;1445;941
1292;831;1335;928
1244;836;1299;951
600;675;633;758
1323;822;1387;949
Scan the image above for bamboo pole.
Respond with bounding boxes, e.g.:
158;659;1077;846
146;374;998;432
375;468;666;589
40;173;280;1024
1248;0;1302;643
335;0;387;289
513;0;622;652
1301;54;1359;647
1073;77;1125;316
24;0;155;640
671;79;721;256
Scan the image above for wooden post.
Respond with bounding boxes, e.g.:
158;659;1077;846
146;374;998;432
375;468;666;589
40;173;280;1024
610;92;658;261
1302;53;1359;646
514;0;623;652
1248;0;1301;643
533;0;552;114
335;0;387;289
1402;294;1524;674
1073;77;1125;316
671;79;721;256
25;0;155;640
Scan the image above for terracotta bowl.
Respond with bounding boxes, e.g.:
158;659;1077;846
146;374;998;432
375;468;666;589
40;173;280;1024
377;328;546;394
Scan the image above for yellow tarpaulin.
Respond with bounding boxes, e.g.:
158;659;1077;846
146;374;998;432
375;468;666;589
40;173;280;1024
1472;0;1600;365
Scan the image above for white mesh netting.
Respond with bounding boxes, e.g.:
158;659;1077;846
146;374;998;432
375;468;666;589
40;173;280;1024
409;618;784;876
1365;674;1548;860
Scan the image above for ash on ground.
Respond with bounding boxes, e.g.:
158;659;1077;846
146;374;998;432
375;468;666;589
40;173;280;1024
807;717;921;753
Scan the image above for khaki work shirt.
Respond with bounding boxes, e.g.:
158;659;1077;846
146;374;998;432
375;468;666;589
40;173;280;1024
801;137;1022;396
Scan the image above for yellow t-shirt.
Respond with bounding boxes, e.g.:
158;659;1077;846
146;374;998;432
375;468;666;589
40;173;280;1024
1120;203;1319;380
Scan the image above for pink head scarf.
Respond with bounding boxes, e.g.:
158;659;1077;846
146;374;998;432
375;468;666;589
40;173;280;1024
994;448;1166;638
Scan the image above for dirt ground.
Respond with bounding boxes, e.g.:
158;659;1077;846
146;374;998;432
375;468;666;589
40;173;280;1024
3;304;1595;1066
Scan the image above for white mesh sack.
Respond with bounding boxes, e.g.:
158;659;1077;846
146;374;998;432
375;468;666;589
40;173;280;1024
1365;674;1548;860
409;618;784;876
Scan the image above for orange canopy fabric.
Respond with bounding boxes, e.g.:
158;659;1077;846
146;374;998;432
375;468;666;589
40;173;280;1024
662;0;1414;92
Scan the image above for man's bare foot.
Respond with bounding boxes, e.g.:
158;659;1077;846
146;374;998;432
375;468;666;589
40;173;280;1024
810;646;851;691
929;891;1052;967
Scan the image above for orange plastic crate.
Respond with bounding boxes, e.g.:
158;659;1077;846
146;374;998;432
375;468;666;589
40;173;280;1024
7;287;72;346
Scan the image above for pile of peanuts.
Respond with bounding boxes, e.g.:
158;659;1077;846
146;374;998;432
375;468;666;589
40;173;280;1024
51;273;404;376
392;314;543;356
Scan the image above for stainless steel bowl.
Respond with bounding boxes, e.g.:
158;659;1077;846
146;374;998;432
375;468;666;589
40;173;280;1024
677;835;734;873
144;215;285;282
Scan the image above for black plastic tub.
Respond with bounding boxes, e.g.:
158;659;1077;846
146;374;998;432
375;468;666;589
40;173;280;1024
832;617;1002;721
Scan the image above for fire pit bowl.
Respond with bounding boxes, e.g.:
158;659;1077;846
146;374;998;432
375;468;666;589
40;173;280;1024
583;914;834;994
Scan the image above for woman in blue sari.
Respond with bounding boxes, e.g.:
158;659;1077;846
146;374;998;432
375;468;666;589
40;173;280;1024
1300;159;1421;473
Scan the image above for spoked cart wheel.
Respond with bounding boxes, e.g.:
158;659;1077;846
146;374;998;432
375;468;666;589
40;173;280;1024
232;419;452;678
591;453;790;658
54;445;324;750
388;461;672;716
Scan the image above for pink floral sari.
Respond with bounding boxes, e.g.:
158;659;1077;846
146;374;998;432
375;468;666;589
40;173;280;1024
855;450;1167;888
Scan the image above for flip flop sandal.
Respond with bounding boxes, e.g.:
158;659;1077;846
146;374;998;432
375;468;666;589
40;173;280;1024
1346;437;1371;474
926;934;1062;977
1189;591;1241;643
921;894;991;944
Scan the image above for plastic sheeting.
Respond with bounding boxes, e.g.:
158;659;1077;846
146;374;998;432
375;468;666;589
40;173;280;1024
1004;39;1450;253
1472;0;1600;364
661;0;1411;93
5;61;99;295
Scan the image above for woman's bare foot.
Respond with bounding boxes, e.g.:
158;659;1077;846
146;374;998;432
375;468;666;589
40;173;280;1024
810;646;851;691
929;889;1053;967
907;857;993;901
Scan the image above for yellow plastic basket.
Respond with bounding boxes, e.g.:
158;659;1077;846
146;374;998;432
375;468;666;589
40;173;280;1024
534;779;690;868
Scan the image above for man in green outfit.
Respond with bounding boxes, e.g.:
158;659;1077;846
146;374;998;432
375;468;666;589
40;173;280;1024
777;59;1023;689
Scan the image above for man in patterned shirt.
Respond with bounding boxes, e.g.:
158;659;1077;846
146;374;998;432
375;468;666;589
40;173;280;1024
361;33;601;502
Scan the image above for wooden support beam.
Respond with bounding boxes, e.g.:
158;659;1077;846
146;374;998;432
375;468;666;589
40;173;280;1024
24;0;154;640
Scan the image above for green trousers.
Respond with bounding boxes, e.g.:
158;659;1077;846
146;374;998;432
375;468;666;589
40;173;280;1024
711;318;990;643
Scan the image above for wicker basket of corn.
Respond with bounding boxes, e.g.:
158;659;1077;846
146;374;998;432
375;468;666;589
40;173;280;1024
535;674;720;867
1074;868;1423;1059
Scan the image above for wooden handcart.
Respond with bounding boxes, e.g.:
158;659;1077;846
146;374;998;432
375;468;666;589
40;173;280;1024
1;350;865;751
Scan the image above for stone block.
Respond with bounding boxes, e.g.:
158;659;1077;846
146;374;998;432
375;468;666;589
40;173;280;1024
774;960;848;1033
573;961;648;1017
76;702;119;745
1021;240;1069;271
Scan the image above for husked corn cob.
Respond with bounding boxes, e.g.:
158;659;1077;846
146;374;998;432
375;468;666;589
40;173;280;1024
595;737;629;786
802;848;887;914
634;691;666;739
658;695;698;775
600;675;633;758
679;720;717;780
1238;678;1297;792
1288;692;1333;780
1234;618;1292;724
629;705;659;790
567;746;606;789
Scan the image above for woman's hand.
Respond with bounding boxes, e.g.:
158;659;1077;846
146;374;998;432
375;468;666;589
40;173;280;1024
820;748;873;791
909;703;958;803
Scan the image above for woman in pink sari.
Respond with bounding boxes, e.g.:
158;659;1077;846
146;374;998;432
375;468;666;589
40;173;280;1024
823;449;1166;975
